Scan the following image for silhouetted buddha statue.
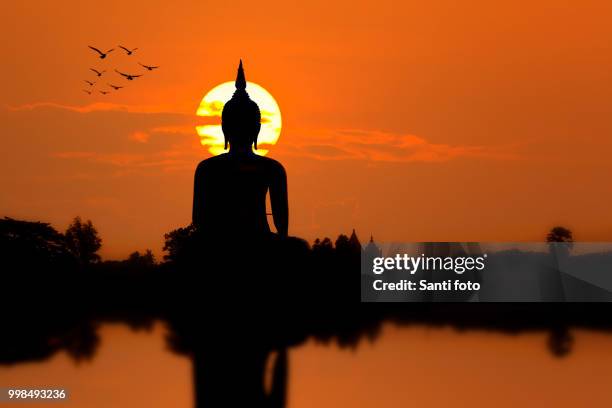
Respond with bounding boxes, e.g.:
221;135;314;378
192;60;288;239
187;61;301;408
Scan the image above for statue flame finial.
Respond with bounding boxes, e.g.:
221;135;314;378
236;59;246;91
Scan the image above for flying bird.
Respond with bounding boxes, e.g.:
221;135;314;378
115;69;142;80
118;45;138;55
108;83;124;90
90;68;105;77
84;80;95;86
99;90;110;95
139;62;159;71
82;89;92;95
88;45;114;59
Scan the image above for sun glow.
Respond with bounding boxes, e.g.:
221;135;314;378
196;81;282;156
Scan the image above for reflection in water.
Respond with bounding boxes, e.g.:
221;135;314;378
2;323;612;408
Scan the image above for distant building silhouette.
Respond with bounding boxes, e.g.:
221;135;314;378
362;235;382;276
349;229;361;249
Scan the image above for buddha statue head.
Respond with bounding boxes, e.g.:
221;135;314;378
221;60;261;151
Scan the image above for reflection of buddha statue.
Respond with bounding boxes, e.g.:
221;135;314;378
192;61;288;238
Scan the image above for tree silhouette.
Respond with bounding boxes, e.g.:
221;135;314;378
313;237;333;252
546;226;574;256
3;217;612;407
0;217;75;272
546;226;574;246
64;216;102;266
543;226;574;301
162;223;198;265
127;250;156;267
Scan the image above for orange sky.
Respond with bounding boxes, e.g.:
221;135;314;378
2;2;612;405
1;0;612;260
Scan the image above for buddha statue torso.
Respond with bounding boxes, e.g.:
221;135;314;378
193;151;287;238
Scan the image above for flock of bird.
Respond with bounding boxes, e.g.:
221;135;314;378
82;45;159;95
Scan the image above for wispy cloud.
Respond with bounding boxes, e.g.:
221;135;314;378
52;151;97;159
7;102;189;115
51;148;199;173
129;131;150;143
149;124;197;135
277;128;517;162
8;102;514;168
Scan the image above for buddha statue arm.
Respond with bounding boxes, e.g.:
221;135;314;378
192;163;205;226
270;163;289;237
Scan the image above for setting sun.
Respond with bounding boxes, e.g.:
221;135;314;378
196;81;282;156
